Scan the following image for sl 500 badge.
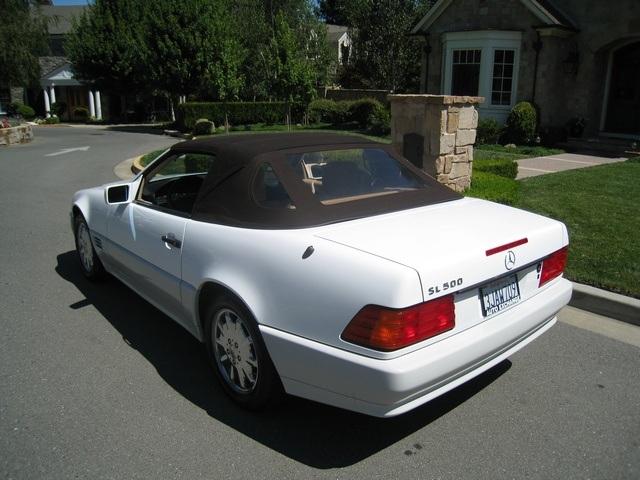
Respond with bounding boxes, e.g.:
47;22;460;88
428;277;463;296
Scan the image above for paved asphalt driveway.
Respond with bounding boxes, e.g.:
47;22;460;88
1;126;639;479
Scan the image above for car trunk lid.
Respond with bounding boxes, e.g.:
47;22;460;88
314;197;567;301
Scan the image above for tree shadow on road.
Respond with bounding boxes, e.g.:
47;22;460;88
105;125;169;136
56;250;511;469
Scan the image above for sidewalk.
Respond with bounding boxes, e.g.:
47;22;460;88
516;153;626;179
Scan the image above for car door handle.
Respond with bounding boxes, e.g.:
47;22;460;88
161;234;182;249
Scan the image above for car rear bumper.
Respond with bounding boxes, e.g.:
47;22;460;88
261;277;572;417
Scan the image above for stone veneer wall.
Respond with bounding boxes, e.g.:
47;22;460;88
420;0;640;136
389;94;483;192
0;125;34;146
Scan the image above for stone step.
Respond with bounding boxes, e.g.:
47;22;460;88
558;137;639;157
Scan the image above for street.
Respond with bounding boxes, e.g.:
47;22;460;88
1;126;638;479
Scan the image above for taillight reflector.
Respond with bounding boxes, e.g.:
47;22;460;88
341;295;455;351
539;246;569;287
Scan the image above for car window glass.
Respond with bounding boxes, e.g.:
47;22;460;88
140;152;215;214
253;163;296;209
286;148;429;205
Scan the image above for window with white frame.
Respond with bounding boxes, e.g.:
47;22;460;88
491;50;515;106
451;49;482;96
442;31;521;122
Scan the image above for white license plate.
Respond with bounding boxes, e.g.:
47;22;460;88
481;274;521;317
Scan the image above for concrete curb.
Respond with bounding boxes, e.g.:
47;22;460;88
113;157;138;180
131;155;145;174
569;282;640;326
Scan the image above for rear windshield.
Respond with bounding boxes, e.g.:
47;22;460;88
286;148;431;205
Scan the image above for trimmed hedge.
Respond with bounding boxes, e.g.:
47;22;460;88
308;99;340;123
307;97;390;134
177;102;303;130
474;157;518;179
466;171;519;205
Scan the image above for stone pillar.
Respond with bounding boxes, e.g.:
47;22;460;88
49;85;56;106
43;88;51;117
388;94;484;192
94;91;102;120
88;90;96;118
10;87;25;104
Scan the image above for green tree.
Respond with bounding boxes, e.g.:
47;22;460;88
65;0;150;95
268;13;317;105
338;0;430;92
317;0;352;25
145;0;244;104
231;0;331;102
0;0;49;89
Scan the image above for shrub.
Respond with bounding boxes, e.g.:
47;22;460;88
503;101;537;144
18;104;36;120
43;115;60;124
7;102;18;116
8;102;36;120
367;105;390;135
176;102;301;130
466;171;519;205
565;117;586;138
538;125;567;146
348;98;384;128
477;118;502;145
330;100;352;125
308;99;338;123
73;106;89;119
51;102;67;117
308;97;390;132
193;118;215;135
473;157;518;179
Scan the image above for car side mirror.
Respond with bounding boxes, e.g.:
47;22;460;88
106;184;130;204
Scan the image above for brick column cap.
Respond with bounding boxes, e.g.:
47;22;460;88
388;94;485;105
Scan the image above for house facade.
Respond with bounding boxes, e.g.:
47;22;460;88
326;24;351;67
412;0;640;139
2;5;106;121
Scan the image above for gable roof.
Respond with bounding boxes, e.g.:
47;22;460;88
40;62;81;86
326;24;349;44
411;0;576;34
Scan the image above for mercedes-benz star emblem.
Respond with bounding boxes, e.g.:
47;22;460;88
504;250;516;270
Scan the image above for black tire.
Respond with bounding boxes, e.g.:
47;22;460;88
74;214;106;281
204;295;282;410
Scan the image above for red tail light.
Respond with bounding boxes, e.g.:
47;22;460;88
341;295;455;351
539;246;569;287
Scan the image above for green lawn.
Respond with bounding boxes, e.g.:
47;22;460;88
140;149;166;166
513;160;640;298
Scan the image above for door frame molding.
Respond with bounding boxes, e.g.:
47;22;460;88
599;38;640;135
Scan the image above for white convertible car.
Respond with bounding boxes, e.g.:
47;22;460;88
71;133;572;417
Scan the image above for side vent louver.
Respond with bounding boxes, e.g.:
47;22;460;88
93;236;103;250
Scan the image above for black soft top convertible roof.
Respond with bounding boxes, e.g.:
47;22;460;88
171;132;373;160
166;133;460;229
